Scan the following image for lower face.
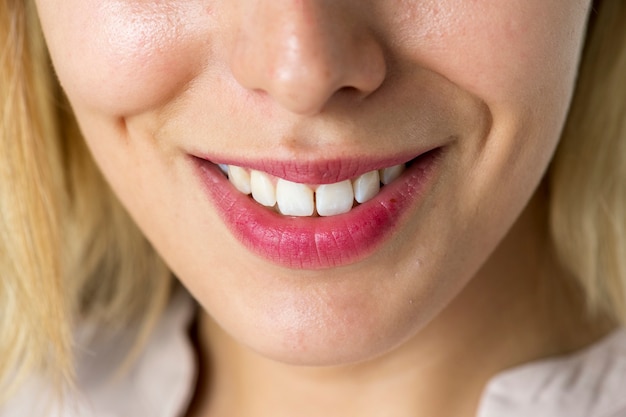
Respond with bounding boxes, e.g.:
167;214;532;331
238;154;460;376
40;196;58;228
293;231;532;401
36;0;591;364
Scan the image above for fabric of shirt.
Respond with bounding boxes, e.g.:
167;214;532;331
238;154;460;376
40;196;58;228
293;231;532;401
2;290;626;417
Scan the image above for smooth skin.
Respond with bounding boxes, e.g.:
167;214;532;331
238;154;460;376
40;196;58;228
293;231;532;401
36;1;608;416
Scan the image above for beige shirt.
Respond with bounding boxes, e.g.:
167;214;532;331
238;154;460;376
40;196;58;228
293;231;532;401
3;290;626;417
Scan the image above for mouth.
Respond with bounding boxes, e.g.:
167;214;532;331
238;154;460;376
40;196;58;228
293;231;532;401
192;147;444;270
216;160;409;217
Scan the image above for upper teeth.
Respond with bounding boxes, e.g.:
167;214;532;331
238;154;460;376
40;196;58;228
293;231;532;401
223;164;405;217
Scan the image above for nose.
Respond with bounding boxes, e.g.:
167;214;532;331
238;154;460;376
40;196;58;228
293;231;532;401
229;1;387;116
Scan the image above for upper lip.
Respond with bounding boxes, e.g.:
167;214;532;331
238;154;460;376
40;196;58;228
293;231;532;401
191;147;440;184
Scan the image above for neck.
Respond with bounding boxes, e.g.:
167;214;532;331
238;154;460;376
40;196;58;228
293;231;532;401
187;189;612;417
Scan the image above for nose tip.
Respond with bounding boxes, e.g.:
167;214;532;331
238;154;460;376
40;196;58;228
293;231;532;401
229;3;387;116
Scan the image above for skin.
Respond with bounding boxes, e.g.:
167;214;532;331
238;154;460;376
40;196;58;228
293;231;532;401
35;0;607;416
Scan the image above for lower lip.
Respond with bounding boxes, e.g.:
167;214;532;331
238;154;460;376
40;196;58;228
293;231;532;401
193;150;442;270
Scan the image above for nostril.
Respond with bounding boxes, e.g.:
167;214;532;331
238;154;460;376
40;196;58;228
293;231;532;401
329;85;380;108
338;86;359;95
338;85;371;99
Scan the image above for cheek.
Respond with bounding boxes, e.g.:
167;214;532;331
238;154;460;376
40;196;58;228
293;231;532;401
38;0;209;115
392;0;590;109
391;0;591;209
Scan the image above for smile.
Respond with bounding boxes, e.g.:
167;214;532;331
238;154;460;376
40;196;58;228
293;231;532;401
193;148;443;269
217;163;406;217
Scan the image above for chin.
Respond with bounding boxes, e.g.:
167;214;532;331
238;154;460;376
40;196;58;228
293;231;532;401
197;270;448;368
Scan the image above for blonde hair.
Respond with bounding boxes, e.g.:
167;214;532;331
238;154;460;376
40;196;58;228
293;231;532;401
549;0;626;324
0;0;624;401
0;0;171;401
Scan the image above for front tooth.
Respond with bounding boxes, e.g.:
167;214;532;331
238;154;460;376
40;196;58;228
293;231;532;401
353;170;380;203
276;179;314;216
228;165;251;194
380;164;405;185
316;180;354;217
250;170;276;207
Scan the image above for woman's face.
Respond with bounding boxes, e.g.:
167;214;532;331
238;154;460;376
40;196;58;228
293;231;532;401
37;1;591;364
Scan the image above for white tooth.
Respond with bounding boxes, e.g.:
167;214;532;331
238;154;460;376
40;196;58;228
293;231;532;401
380;164;405;185
276;179;314;217
316;180;354;217
218;164;230;175
352;170;380;203
250;170;276;207
228;165;251;195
